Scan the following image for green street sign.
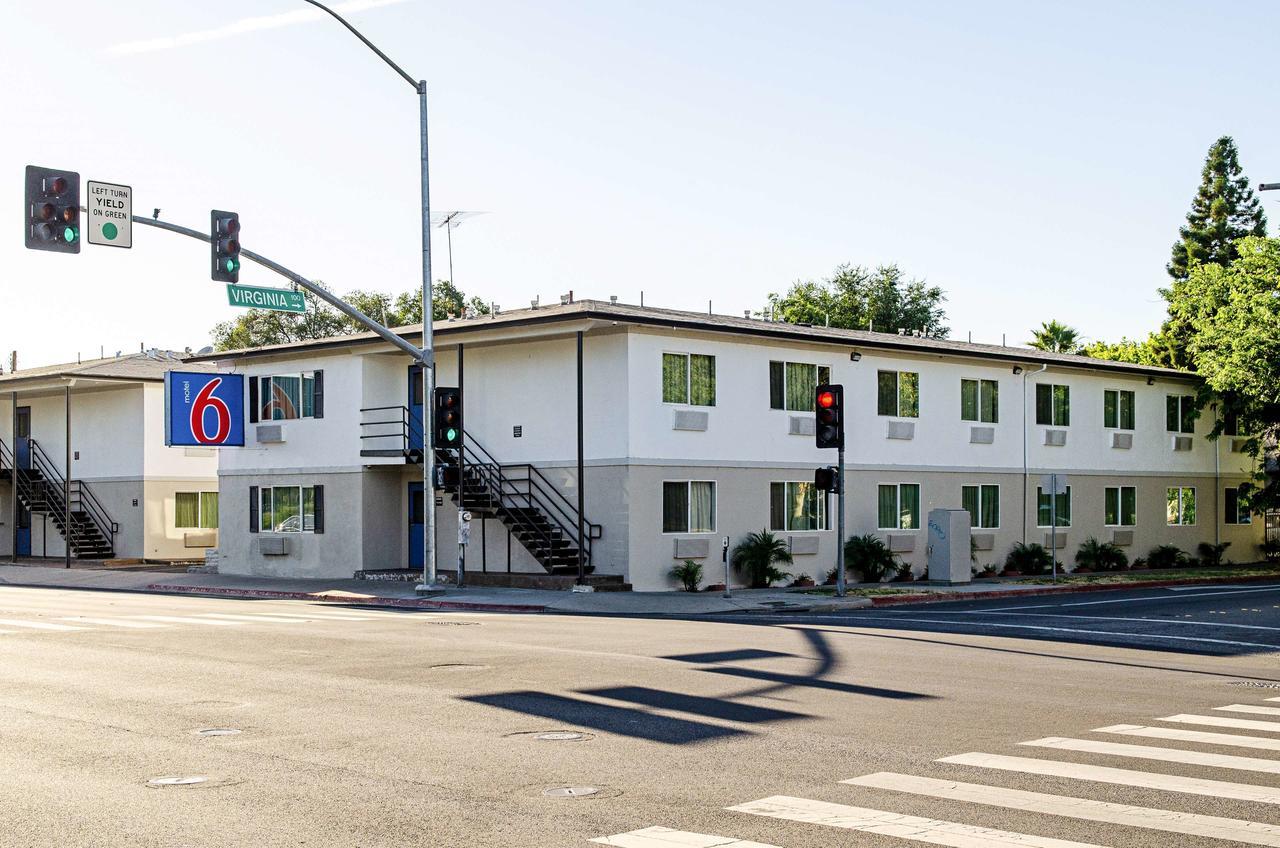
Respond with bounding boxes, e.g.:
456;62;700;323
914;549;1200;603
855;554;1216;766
226;283;305;313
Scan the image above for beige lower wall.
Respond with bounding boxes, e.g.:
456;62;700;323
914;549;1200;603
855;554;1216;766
143;479;220;559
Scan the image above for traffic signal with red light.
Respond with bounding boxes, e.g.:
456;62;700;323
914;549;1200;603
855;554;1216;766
815;465;840;493
815;383;844;449
25;166;80;253
211;210;241;282
434;387;462;450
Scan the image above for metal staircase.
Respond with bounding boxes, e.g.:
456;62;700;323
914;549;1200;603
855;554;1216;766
360;407;601;574
0;437;118;559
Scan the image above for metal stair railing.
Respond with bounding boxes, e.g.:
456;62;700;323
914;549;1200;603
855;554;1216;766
26;439;118;555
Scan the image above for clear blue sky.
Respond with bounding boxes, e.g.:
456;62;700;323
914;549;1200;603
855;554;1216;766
3;0;1278;367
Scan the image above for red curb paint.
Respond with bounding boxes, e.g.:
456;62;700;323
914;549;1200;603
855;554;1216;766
868;573;1280;607
142;584;546;614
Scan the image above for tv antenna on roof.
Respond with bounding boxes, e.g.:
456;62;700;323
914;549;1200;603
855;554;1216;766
431;211;487;287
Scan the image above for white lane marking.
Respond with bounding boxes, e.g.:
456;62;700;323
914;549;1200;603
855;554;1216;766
246;611;375;621
939;752;1280;804
731;795;1109;848
845;771;1280;848
55;617;168;629
946;611;1280;633
1096;723;1280;752
1169;584;1258;591
1218;704;1280;716
131;615;240;626
1021;736;1280;775
966;585;1280;612
848;616;1279;649
0;618;88;631
591;827;781;847
196;613;306;624
1160;714;1280;733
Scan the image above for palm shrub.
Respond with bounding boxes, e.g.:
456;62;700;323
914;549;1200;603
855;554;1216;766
1146;544;1188;569
1005;542;1052;575
669;559;703;592
844;534;898;583
1075;537;1128;572
731;530;793;588
1197;541;1232;568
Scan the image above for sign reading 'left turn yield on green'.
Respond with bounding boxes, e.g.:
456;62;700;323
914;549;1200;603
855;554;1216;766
226;283;306;313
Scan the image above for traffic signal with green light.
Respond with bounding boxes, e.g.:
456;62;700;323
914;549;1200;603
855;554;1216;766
211;210;241;282
25;166;80;253
434;387;462;450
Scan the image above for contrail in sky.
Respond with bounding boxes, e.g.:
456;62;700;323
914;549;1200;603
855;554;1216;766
107;0;412;56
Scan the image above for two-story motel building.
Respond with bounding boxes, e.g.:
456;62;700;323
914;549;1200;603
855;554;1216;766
193;299;1265;590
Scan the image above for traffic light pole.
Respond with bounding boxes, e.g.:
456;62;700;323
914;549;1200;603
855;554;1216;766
836;448;846;597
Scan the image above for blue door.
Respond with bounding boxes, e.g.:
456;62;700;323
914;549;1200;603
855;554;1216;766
14;407;30;557
408;482;424;569
407;365;424;455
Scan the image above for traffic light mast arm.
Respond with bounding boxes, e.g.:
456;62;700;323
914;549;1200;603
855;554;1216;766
129;213;428;363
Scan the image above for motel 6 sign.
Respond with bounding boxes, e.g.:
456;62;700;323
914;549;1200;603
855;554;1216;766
165;371;246;447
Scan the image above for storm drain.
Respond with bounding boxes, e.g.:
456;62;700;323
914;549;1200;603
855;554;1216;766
148;776;207;786
543;786;599;798
195;728;242;737
1229;681;1280;689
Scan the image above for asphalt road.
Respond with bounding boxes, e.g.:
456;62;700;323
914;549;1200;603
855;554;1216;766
2;582;1280;847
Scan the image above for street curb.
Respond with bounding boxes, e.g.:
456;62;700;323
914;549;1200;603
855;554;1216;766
141;583;548;613
868;573;1280;607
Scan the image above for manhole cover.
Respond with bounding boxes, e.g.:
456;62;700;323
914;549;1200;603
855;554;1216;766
1229;681;1280;689
536;731;588;742
194;728;241;737
148;776;207;786
543;786;599;798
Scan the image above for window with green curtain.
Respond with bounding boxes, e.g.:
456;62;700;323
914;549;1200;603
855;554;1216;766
1166;395;1179;432
785;362;816;411
272;375;302;420
175;492;199;529
768;362;785;410
1104;487;1119;526
980;484;999;528
979;380;998;423
1119;391;1135;430
1179;396;1195;434
817;365;831;386
899;483;920;529
302;486;316;532
961;486;979;527
301;373;315;418
1104;390;1118;429
1225;486;1250;524
1181;487;1196;525
961;380;979;421
782;481;824;531
260;487;273;532
273;486;301;532
769;482;786;530
1037;487;1071;527
199;492;219;529
689;355;716;406
662;481;688;532
1035;384;1052;425
877;371;897;416
877;484;898;529
1053;385;1070;426
689;481;716;532
1121;486;1136;526
899;372;919;418
662;354;688;404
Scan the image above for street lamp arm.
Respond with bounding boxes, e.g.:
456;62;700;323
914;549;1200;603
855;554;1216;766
299;0;419;91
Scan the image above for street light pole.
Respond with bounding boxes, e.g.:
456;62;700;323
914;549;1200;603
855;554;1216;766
301;0;438;590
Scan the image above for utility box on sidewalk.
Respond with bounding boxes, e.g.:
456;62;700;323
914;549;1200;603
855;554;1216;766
926;509;971;585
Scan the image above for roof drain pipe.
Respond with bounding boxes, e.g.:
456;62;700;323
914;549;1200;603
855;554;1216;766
1022;363;1049;546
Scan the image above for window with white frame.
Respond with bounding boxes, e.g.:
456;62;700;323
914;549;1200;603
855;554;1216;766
175;491;219;529
1104;486;1136;527
662;481;716;533
1225;485;1252;525
960;379;998;423
259;373;318;420
769;362;832;411
1104;390;1135;430
877;483;920;530
1035;384;1070;426
1166;395;1196;434
1036;486;1072;527
769;481;828;531
1166;487;1196;526
662;353;716;406
258;485;323;533
877;371;919;418
961;484;999;528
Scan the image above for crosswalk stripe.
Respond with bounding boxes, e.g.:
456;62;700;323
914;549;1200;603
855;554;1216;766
196;613;306;624
248;611;375;621
1021;736;1280;775
1217;704;1280;717
131;615;240;626
730;795;1109;848
1096;723;1280;752
55;617;168;629
0;618;88;631
1160;713;1280;733
939;752;1280;805
590;827;781;847
845;772;1280;848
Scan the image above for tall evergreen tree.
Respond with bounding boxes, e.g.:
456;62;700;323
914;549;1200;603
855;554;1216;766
1167;136;1266;281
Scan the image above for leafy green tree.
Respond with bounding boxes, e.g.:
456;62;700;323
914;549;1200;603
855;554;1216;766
1079;336;1167;366
1027;320;1082;354
765;264;949;337
730;530;793;588
1167;136;1267;281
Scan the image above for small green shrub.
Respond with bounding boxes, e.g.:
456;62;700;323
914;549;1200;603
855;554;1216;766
893;561;915;582
844;534;899;583
1197;541;1232;568
731;530;794;588
1146;544;1188;569
1075;537;1129;572
1005;542;1052;575
669;559;703;592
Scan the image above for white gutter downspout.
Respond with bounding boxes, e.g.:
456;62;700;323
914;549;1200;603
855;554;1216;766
1022;363;1049;545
